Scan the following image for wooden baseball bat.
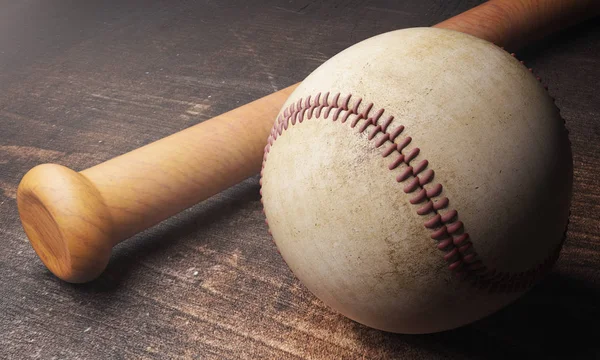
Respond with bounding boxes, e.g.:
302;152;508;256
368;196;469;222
17;0;600;283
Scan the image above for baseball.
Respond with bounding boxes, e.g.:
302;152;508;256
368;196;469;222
260;27;572;334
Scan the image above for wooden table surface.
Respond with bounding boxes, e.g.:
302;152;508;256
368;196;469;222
1;1;599;359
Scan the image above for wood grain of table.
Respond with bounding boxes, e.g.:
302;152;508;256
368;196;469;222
1;1;599;359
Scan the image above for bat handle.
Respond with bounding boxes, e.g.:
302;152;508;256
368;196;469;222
17;85;297;283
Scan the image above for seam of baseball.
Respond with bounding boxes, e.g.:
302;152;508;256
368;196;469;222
260;90;566;294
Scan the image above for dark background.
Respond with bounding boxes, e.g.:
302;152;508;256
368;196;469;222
1;1;599;359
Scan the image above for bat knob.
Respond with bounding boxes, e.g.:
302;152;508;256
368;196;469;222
17;164;115;283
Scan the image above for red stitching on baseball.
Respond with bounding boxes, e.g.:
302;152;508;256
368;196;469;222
261;92;567;293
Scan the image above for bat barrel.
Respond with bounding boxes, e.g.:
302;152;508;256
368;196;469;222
434;0;600;51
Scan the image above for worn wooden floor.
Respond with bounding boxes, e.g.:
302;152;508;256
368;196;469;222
1;1;599;359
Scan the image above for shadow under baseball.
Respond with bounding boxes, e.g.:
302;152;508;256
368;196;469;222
351;272;599;359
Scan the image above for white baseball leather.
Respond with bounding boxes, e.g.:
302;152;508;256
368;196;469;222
260;27;572;334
